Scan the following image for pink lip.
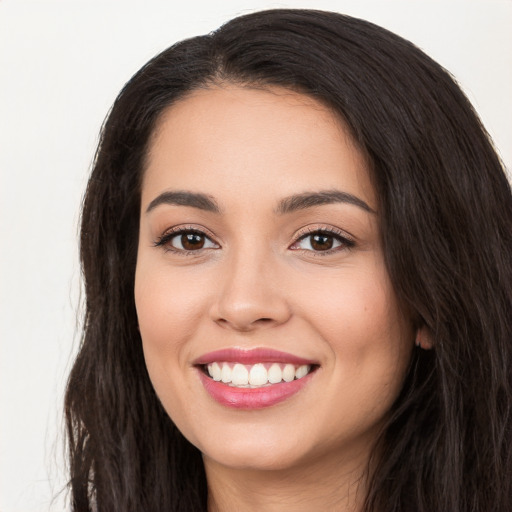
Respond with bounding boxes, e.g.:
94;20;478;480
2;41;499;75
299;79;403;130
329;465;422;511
194;348;318;410
197;370;315;409
193;347;316;366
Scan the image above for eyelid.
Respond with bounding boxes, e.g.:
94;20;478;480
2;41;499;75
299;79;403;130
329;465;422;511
153;223;355;255
289;225;356;253
153;225;220;253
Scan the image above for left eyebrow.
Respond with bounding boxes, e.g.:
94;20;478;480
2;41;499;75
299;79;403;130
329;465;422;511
276;190;375;214
145;190;221;214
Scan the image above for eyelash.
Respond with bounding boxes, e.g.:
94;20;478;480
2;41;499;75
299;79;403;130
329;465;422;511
290;227;355;256
153;226;355;256
153;226;218;254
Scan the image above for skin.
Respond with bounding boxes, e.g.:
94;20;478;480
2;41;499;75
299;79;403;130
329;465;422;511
135;85;415;511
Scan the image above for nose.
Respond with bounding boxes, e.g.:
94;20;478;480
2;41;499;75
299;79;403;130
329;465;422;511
210;248;291;332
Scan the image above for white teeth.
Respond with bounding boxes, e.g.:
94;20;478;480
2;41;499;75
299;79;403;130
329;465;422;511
221;364;231;383
231;363;249;385
206;362;313;388
211;362;221;381
295;364;309;379
282;364;295;382
267;363;283;384
249;363;268;386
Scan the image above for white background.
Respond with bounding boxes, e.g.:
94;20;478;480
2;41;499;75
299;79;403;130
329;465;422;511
1;1;510;510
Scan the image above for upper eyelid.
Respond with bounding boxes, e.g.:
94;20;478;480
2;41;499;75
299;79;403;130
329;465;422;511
289;226;356;255
153;224;354;249
153;225;220;250
293;225;355;242
159;224;217;239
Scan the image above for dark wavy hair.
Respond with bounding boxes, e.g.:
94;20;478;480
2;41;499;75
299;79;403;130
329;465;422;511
65;9;512;511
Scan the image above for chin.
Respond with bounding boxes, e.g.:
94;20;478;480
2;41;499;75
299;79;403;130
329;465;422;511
203;440;310;472
189;419;314;472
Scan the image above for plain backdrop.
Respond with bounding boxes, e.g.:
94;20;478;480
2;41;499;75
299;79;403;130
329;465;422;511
1;1;511;510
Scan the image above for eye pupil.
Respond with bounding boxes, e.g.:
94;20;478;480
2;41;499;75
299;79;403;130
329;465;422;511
181;233;205;250
311;233;333;251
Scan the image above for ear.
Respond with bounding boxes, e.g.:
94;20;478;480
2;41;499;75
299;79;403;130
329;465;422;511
415;326;434;350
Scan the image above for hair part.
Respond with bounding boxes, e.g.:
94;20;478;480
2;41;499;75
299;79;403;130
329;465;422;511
66;9;512;511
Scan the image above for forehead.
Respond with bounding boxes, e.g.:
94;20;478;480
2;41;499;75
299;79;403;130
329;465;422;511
142;85;375;211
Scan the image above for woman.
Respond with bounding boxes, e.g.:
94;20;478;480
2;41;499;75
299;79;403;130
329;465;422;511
65;9;512;511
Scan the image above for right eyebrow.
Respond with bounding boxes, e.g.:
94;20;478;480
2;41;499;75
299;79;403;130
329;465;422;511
276;189;375;215
145;190;221;214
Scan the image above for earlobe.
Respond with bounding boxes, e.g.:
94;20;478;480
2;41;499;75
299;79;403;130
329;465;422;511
415;326;434;350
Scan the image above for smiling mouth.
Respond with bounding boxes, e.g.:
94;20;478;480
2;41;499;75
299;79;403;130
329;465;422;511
201;362;318;388
195;349;319;408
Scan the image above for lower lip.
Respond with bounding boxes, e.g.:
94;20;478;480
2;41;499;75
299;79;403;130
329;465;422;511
198;370;314;409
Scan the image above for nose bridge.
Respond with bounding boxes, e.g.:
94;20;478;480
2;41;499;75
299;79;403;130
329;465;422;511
211;239;290;330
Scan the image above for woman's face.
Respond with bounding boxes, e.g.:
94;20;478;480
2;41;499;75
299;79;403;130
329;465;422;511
135;86;414;474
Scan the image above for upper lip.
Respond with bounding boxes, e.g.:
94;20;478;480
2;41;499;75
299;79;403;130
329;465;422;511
193;347;318;366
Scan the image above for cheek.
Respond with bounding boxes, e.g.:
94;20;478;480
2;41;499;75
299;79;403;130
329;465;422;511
294;261;413;396
297;264;407;343
135;263;207;347
299;271;412;439
134;263;209;406
134;263;208;438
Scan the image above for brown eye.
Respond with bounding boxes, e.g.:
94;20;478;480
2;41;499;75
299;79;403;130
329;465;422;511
180;232;206;250
290;230;353;253
157;229;218;252
310;233;334;251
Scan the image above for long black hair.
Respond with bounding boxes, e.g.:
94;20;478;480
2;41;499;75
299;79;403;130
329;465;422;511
65;9;512;511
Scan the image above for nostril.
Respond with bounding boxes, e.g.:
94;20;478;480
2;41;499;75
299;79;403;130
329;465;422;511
211;282;292;331
215;316;278;331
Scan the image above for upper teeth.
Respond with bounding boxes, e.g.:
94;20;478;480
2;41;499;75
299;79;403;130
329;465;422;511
206;362;311;387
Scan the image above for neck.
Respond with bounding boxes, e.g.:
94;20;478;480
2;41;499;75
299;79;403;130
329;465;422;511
204;448;371;512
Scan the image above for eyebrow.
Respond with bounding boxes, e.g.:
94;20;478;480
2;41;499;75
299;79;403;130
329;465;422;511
146;191;221;214
145;189;374;215
276;190;375;214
